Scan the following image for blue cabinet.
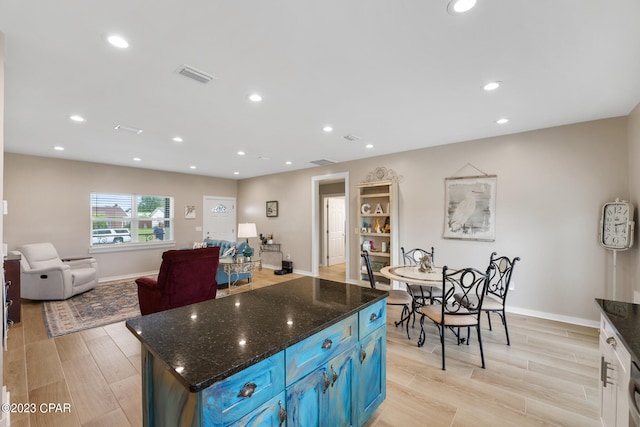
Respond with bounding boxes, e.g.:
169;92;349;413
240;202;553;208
286;346;357;426
357;326;386;422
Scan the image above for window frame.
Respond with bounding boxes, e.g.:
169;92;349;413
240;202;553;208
89;192;175;254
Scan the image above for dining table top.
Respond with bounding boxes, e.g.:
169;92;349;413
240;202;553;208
380;265;444;287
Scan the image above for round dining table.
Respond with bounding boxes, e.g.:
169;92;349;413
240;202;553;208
379;265;443;287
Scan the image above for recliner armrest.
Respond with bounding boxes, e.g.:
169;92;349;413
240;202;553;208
64;258;98;269
23;264;70;275
136;277;159;289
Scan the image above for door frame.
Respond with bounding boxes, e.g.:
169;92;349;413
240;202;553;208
322;194;346;267
311;172;352;282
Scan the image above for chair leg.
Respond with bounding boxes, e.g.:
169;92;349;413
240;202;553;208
417;314;426;347
486;311;493;331
441;325;446;371
394;304;411;339
476;324;486;369
501;309;511;346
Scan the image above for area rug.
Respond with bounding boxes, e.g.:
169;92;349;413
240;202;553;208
42;278;142;338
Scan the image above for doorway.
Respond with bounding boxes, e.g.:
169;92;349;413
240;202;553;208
323;195;345;266
203;196;236;242
311;172;351;283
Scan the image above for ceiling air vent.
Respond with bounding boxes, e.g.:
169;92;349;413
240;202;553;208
310;159;336;166
114;124;143;134
343;134;360;142
177;64;217;84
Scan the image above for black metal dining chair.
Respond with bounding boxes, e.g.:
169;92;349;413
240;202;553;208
483;252;520;345
416;266;489;370
361;250;414;339
401;247;441;316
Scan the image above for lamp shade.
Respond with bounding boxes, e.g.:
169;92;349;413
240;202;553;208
237;223;257;239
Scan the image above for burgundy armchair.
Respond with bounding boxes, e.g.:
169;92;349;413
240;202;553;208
136;247;220;315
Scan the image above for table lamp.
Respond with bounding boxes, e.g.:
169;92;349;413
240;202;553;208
238;223;257;257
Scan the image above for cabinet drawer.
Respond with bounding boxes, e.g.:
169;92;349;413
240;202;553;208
359;299;386;339
286;315;357;384
601;316;631;375
202;351;285;426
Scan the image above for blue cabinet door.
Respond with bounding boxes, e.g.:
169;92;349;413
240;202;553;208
286;346;357;427
228;391;287;427
356;326;386;425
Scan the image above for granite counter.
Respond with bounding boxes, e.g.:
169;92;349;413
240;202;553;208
126;276;388;392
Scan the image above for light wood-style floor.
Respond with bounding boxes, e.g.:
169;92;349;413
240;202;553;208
3;264;600;426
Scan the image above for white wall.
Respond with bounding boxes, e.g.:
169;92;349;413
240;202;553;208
628;103;640;301
238;117;631;325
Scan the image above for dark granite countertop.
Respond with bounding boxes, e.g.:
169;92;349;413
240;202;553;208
126;276;388;392
595;298;640;363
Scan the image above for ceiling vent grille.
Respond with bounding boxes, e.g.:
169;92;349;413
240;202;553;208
114;124;143;134
177;64;217;84
310;159;336;166
343;134;360;141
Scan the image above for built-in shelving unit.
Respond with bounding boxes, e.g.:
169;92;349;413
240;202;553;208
357;180;399;287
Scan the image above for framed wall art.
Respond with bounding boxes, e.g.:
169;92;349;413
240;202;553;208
443;175;497;241
266;200;278;217
184;205;196;219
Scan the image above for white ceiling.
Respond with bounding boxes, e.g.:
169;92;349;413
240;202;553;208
1;1;640;179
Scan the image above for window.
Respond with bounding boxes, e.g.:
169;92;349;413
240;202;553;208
90;193;174;247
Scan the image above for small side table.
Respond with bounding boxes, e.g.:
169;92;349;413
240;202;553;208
259;243;283;267
219;257;261;294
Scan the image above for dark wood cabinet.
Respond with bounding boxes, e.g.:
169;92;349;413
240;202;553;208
4;255;21;324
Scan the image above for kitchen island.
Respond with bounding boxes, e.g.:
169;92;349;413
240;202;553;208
127;276;388;426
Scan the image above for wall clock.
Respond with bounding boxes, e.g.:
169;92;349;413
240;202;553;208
600;199;635;250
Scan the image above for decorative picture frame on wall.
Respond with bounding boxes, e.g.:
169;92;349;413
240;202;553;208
184;205;196;219
266;200;278;217
443;175;497;241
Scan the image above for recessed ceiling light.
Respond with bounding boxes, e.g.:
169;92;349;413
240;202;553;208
234;171;240;175
248;93;262;102
483;81;501;91
237;151;245;156
69;115;85;122
107;35;129;49
190;165;196;169
133;157;141;162
285;161;292;165
447;0;477;14
496;118;509;124
365;144;374;149
173;137;183;143
54;146;64;151
323;125;333;133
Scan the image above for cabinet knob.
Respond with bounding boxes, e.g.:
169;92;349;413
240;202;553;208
360;348;367;364
322;370;331;394
606;336;617;348
330;365;338;386
321;338;332;350
237;382;257;398
278;400;287;426
370;313;378;322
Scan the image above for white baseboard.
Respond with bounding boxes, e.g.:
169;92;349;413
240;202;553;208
506;306;599;328
98;271;157;283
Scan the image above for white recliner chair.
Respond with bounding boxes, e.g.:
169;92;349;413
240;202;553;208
12;242;98;300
